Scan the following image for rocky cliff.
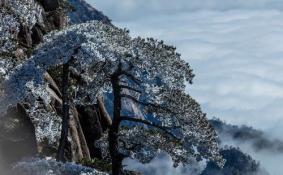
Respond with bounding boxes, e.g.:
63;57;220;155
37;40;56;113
0;0;113;172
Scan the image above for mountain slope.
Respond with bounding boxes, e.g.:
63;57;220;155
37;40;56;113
201;147;269;175
210;119;283;153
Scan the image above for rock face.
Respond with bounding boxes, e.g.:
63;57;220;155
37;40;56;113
1;0;141;173
23;0;68;47
0;0;81;167
0;104;37;169
0;0;144;166
16;0;69;48
0;0;68;84
41;71;103;162
77;105;103;158
68;0;111;25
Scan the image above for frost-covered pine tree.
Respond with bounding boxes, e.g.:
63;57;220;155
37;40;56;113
0;21;225;174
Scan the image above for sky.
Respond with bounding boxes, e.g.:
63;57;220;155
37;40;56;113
87;0;283;174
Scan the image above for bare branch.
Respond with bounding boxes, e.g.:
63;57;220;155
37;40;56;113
121;94;176;115
120;94;145;104
120;115;181;129
120;85;142;93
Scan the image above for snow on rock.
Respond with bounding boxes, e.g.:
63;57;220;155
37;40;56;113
0;20;130;145
0;0;68;84
0;0;44;55
12;158;108;175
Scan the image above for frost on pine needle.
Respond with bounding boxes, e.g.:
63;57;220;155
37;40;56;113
0;20;225;168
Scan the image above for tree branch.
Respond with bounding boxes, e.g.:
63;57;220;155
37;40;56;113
119;116;179;139
124;61;134;72
120;85;142;93
119;138;141;151
121;71;141;85
121;94;176;115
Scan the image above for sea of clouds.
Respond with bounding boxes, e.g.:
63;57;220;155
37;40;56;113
123;153;206;175
91;0;283;137
91;0;283;21
90;0;283;174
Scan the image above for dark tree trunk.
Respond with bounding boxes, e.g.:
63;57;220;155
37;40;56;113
109;66;124;175
109;125;123;175
57;62;70;162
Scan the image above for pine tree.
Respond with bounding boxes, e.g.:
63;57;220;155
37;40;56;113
1;21;225;174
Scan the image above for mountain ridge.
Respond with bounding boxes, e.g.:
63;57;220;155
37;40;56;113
68;0;111;25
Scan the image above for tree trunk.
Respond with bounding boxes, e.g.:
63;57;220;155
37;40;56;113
45;70;91;161
109;125;123;175
109;71;123;175
57;62;70;162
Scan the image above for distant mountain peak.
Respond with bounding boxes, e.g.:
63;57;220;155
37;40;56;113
68;0;111;24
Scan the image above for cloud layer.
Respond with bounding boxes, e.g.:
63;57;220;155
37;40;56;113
211;119;283;175
123;153;206;175
92;0;283;21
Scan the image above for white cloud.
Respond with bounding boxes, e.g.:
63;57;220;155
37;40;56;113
123;153;206;175
221;135;283;175
91;0;283;21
